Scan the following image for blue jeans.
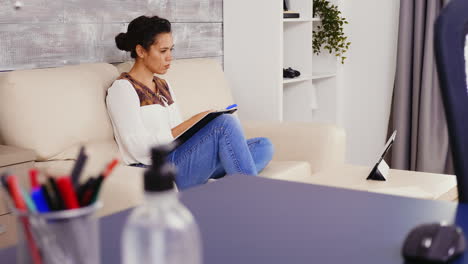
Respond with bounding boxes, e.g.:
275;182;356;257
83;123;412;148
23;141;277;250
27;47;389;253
169;115;273;190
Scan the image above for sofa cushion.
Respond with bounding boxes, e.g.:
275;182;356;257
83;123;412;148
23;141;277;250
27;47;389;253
259;161;311;180
116;58;235;119
51;140;121;168
0;63;119;160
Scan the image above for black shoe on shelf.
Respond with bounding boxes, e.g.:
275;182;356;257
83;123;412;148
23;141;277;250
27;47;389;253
283;67;301;78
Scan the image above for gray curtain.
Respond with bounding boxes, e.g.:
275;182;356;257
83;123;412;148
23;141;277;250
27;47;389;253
388;0;453;174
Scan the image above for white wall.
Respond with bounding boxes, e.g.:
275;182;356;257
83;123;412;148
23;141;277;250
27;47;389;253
339;0;400;165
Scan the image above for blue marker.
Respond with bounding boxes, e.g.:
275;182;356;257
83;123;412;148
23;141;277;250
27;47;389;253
226;104;237;110
31;187;50;213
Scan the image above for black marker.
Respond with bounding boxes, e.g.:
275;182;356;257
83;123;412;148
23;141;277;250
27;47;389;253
48;177;65;210
71;146;88;188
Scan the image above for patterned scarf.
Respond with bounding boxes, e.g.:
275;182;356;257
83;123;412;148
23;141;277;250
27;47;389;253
118;72;175;107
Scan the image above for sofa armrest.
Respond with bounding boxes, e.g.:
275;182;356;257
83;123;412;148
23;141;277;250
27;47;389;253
241;121;346;173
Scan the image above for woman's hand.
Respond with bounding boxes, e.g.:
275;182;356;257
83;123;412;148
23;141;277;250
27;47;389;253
171;109;215;138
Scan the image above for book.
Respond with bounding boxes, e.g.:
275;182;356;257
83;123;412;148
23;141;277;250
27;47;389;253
174;108;238;147
284;11;300;19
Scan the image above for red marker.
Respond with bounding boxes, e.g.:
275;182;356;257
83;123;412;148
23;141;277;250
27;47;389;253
103;158;119;178
7;175;27;211
29;169;40;190
7;175;42;264
56;177;80;209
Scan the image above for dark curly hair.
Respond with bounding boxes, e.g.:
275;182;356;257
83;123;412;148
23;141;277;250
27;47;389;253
115;15;172;59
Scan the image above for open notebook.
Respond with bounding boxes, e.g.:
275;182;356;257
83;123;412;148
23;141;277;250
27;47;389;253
173;108;237;147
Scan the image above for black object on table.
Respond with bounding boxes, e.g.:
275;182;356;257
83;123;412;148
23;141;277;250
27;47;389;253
434;0;468;203
1;175;467;263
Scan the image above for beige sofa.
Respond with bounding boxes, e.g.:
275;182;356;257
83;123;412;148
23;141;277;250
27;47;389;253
0;58;346;216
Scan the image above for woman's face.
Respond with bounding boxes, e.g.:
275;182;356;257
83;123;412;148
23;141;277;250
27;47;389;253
140;32;174;75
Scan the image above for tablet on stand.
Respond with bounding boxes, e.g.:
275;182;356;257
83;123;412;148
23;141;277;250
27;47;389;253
367;130;397;181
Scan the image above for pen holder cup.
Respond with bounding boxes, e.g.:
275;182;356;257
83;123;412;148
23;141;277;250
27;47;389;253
12;202;102;264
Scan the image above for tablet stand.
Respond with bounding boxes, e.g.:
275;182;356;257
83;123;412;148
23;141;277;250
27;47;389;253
367;159;390;181
366;130;396;181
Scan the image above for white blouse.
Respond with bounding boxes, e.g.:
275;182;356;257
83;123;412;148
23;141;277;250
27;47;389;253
106;79;183;165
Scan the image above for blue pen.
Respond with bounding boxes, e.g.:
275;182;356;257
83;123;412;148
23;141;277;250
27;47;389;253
31;187;50;213
226;104;237;110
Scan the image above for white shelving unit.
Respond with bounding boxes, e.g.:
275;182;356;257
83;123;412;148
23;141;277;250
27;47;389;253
224;0;340;124
283;75;313;84
283;18;314;22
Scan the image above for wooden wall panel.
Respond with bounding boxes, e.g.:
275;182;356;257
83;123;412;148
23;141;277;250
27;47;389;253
147;0;223;22
172;23;222;59
0;24;91;70
63;0;223;23
95;23;128;63
0;0;63;23
0;0;224;70
0;24;118;70
0;23;222;70
63;0;148;23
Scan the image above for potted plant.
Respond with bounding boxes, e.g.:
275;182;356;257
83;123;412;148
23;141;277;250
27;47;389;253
313;0;351;64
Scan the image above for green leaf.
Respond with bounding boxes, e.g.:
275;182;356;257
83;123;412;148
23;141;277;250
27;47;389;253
312;0;350;64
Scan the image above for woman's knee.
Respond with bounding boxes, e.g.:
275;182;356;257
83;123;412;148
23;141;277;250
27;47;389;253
258;137;274;160
215;113;238;124
212;114;241;132
248;137;274;166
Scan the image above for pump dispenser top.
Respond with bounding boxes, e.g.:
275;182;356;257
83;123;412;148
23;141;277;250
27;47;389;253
144;144;176;192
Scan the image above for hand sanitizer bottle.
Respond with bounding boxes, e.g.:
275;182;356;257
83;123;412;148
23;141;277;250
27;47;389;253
122;145;202;264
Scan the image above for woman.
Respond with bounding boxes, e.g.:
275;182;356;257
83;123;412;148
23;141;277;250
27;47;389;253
106;15;273;190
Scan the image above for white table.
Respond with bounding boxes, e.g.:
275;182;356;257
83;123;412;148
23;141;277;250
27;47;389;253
281;164;458;201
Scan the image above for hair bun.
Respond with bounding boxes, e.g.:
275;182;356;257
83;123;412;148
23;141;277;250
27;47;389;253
114;15;172;59
115;32;131;51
